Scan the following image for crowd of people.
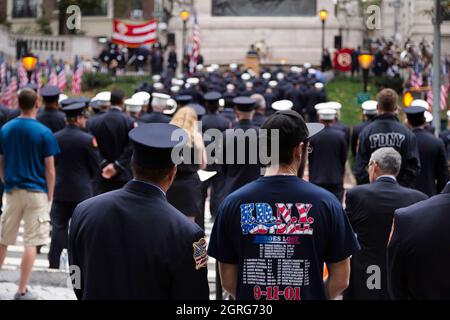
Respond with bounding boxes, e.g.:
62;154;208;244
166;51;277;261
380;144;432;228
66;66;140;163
0;63;449;300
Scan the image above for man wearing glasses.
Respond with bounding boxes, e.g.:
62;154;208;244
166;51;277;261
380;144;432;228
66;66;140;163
344;147;427;300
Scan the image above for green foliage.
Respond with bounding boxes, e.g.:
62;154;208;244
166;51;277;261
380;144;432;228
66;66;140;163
373;76;404;94
82;72;113;91
327;75;379;127
37;6;53;35
81;73;149;97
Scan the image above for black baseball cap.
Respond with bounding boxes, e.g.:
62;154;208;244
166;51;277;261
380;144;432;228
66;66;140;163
261;110;324;148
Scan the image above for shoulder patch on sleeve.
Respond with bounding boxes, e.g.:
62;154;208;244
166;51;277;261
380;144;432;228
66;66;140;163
193;238;208;270
92;137;98;148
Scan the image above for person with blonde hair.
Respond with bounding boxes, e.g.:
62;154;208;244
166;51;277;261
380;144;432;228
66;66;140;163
167;107;207;224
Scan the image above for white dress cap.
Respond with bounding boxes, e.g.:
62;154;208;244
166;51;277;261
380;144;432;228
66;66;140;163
132;91;151;105
272;99;294;111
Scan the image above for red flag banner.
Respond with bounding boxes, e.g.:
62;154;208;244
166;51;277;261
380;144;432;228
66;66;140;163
112;19;157;47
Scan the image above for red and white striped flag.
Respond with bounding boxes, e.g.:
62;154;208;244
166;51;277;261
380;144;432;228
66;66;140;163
189;12;201;74
57;68;67;92
71;56;83;95
48;67;58;86
7;76;18;108
410;72;423;88
112;19;157;47
18;64;29;87
0;62;7;85
1;82;8;107
427;84;449;111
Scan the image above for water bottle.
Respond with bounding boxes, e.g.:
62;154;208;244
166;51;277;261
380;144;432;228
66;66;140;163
59;249;69;272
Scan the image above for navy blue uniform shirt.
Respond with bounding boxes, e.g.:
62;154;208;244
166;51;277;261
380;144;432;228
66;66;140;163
54;125;100;202
69;180;210;300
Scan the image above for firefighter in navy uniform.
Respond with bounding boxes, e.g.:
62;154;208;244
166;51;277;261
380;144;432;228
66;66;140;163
354;89;420;187
404;106;448;196
309;108;348;202
48;103;100;269
351;100;377;158
200;92;231;224
388;181;450;299
37;85;66;133
68;123;210;300
439;111;450;171
219;97;261;202
88;89;136;194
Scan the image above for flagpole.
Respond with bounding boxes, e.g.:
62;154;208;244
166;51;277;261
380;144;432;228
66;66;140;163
432;0;441;135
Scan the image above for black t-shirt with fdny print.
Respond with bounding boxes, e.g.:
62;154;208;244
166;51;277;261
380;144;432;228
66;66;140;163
208;176;360;300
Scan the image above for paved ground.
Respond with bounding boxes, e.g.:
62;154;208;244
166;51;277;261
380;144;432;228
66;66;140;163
0;164;356;300
0;206;217;300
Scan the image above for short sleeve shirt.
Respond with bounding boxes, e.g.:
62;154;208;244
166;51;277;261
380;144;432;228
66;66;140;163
208;176;360;300
0;117;60;192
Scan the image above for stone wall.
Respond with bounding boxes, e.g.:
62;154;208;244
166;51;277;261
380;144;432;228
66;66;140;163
169;0;364;66
0;26;103;61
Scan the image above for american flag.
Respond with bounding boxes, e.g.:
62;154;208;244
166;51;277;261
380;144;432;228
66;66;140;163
71;56;84;95
18;64;29;87
57;66;67;92
35;64;42;95
48;67;58;86
0;61;7;85
427;84;449;111
410;72;423;88
189;11;201;74
192;238;207;270
1;82;8;107
6;76;18;108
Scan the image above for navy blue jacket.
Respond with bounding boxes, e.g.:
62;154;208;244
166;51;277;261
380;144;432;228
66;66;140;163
88;108;135;182
54;125;100;202
412;128;448;196
388;182;450;299
344;177;427;300
351;120;372;158
309;126;348;186
201;113;230;133
139;112;171;124
68;180;210;300
220;120;261;201
354;114;420;188
37;108;66;133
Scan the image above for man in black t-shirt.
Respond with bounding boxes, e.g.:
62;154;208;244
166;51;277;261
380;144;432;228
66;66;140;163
208;110;360;300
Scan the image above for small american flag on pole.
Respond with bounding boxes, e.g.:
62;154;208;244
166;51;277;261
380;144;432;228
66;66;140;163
71;56;83;95
189;11;201;74
7;76;18;108
18;64;29;87
1;61;8;86
427;84;449;111
57;66;67;92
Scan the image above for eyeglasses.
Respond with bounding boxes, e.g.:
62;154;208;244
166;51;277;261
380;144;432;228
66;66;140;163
366;161;375;172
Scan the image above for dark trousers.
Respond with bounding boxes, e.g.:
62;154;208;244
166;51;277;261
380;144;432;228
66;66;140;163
317;184;344;203
48;201;79;269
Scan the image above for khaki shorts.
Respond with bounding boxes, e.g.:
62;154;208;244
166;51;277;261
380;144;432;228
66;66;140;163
0;189;51;247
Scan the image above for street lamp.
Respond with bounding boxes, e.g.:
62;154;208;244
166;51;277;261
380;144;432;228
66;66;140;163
180;10;190;73
22;54;38;83
358;52;374;92
318;9;329;65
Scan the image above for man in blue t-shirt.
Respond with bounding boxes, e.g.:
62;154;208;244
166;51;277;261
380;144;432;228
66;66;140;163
0;88;60;300
208;110;360;300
